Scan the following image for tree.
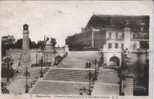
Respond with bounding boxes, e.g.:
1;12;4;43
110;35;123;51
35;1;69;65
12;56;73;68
37;40;45;49
14;38;38;49
29;40;38;49
2;37;15;57
14;39;22;49
2;57;14;78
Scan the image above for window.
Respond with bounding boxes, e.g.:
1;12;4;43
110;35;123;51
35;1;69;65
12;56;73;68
115;43;118;48
121;43;124;49
116;32;118;39
107;32;112;40
111;32;116;40
140;41;149;49
108;43;112;48
133;43;136;49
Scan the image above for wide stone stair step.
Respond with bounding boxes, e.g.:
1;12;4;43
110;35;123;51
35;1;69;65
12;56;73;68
97;69;120;84
43;69;95;82
30;81;89;95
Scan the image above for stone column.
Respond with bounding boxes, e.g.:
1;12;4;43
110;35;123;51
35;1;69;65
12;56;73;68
22;24;29;50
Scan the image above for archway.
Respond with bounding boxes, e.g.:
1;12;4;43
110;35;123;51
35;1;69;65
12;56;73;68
109;56;120;66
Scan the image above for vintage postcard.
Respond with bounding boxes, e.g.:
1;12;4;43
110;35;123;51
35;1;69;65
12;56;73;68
0;0;153;99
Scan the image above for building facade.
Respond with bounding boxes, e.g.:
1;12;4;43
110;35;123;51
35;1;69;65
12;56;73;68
102;24;149;67
65;28;106;50
2;35;15;43
66;15;149;51
44;38;56;65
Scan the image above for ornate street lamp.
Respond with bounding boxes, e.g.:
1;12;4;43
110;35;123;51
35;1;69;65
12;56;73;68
145;49;149;95
36;53;38;65
94;59;97;81
119;48;128;96
25;66;29;93
39;37;46;77
88;61;92;95
40;56;43;77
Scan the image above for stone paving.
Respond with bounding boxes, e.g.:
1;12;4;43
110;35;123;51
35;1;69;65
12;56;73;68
43;68;95;82
30;80;89;95
92;68;120;95
58;51;100;68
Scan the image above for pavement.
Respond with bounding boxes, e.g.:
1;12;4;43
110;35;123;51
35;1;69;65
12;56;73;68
7;75;26;94
7;67;49;94
6;50;48;94
92;68;120;95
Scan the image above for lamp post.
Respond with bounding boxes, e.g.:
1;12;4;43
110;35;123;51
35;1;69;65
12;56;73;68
88;61;92;95
145;49;149;95
94;59;97;81
119;48;128;96
119;49;123;95
7;59;10;83
40;56;43;77
25;66;29;93
39;38;46;77
36;53;38;65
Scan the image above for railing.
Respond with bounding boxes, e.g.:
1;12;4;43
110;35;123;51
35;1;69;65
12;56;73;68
132;33;149;40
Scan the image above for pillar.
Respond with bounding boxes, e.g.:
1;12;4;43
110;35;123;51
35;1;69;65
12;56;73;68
22;24;29;50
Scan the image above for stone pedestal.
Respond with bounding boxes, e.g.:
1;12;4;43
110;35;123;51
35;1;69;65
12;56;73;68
44;44;56;65
123;74;134;96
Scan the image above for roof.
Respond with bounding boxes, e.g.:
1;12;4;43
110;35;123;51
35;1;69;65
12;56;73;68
86;14;149;33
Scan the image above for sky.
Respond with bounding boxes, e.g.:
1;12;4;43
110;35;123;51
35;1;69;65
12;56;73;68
0;1;152;46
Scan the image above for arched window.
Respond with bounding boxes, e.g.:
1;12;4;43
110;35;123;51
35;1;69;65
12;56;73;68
111;32;116;40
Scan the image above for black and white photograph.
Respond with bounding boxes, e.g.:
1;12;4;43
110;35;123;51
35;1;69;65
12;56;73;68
0;0;153;98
